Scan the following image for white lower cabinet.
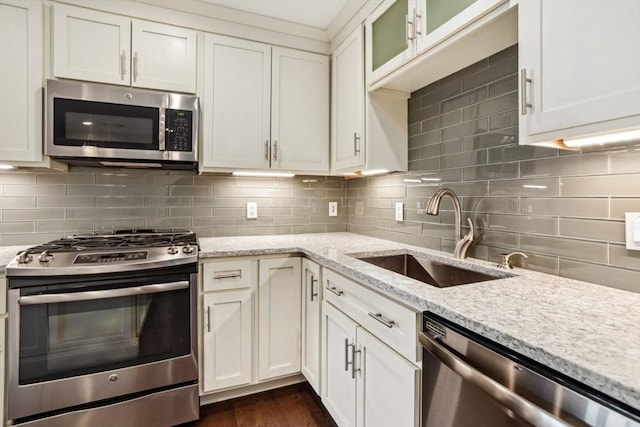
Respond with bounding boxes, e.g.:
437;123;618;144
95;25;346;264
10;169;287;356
301;259;322;394
200;256;302;395
322;270;420;427
258;257;302;380
201;259;255;393
202;290;253;392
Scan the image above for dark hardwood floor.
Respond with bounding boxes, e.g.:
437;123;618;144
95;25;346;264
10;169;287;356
188;383;338;427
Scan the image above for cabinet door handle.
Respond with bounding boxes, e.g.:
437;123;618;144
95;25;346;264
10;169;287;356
353;133;361;155
120;50;127;80
520;69;532;115
310;275;319;301
368;312;395;328
133;52;139;82
325;283;343;297
264;140;270;161
273;140;278;161
351;345;361;379
345;339;354;372
406;14;415;41
206;306;211;333
213;271;242;280
414;8;422;38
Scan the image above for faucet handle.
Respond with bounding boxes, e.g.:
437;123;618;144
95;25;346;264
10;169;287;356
497;251;528;269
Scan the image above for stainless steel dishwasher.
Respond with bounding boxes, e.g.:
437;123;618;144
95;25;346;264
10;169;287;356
420;312;640;427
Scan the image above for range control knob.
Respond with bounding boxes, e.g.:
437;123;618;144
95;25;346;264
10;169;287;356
182;244;195;254
38;250;54;263
167;245;179;255
17;251;33;264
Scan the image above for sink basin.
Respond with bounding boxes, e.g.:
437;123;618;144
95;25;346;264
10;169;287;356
356;253;507;288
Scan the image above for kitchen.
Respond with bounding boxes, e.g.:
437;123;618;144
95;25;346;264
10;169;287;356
0;0;639;426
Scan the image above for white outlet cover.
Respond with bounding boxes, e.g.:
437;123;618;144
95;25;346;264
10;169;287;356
395;202;404;221
247;202;258;219
625;212;640;250
329;202;338;217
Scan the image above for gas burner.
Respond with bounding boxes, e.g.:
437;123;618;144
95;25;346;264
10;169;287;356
18;230;198;255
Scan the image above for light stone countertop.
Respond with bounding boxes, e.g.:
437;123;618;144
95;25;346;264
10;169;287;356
197;232;640;411
2;233;638;411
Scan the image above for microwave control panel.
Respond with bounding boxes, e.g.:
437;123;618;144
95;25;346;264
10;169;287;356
166;110;193;152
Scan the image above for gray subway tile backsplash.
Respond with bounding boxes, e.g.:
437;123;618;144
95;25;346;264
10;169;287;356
345;45;640;292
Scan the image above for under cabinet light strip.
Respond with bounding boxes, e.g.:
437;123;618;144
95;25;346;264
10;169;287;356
232;171;295;178
563;128;640;148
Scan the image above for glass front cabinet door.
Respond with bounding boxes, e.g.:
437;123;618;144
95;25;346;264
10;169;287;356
366;0;506;85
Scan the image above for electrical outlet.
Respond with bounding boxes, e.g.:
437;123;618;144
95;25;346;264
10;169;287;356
625;212;640;250
395;202;404;221
329;202;338;217
246;202;257;219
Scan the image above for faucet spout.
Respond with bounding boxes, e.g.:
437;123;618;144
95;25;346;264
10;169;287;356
426;188;474;259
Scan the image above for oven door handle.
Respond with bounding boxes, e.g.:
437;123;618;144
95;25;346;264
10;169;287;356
17;281;189;305
419;332;572;427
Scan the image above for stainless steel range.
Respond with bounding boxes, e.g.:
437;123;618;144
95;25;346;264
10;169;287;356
5;229;200;427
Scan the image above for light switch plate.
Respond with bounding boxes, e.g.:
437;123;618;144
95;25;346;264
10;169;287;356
247;202;257;219
395;202;404;221
329;202;338;217
625;212;640;250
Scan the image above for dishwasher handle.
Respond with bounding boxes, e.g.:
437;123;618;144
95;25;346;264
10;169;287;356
419;332;573;427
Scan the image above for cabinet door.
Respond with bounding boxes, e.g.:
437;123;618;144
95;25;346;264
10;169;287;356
356;328;420;427
331;26;365;173
131;20;197;93
322;302;357;427
0;316;4;426
366;0;414;85
271;47;329;173
0;0;43;162
201;34;271;170
301;259;321;394
202;290;253;392
258;257;302;380
53;4;131;86
519;0;640;144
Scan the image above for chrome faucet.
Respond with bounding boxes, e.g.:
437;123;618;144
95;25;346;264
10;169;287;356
426;188;474;259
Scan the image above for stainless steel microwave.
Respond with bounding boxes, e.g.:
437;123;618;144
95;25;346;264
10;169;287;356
46;79;199;169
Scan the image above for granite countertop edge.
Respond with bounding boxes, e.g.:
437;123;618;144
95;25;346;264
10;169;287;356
2;233;639;411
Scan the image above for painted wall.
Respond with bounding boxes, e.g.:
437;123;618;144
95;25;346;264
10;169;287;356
347;45;640;292
0;168;346;246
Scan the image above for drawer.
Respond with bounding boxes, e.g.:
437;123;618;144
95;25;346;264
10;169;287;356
202;259;254;292
323;269;419;364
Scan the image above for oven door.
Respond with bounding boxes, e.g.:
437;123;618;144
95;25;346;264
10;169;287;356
7;272;198;421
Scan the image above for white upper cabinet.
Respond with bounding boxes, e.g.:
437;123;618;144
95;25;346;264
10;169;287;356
202;35;272;170
331;25;408;175
331;26;366;172
130;20;197;93
365;0;514;91
0;0;43;163
53;4;197;93
201;34;329;174
271;47;329;173
519;0;640;146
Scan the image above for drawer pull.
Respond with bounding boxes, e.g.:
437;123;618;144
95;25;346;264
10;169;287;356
368;312;395;328
326;285;343;297
213;271;242;280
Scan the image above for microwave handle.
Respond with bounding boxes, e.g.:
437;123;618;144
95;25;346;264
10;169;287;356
160;108;167;150
18;281;189;305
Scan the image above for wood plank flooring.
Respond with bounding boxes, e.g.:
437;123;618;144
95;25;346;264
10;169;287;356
188;383;338;427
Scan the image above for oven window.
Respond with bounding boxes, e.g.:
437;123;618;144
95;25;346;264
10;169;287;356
53;98;159;150
18;283;190;385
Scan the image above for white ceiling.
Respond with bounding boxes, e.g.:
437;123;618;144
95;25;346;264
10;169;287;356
199;0;350;29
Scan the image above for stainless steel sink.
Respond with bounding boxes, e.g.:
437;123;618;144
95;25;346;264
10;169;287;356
356;253;508;288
